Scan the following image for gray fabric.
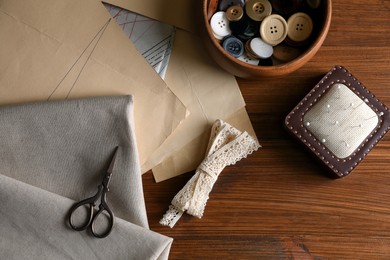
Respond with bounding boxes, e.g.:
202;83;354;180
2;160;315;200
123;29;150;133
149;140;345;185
0;96;173;259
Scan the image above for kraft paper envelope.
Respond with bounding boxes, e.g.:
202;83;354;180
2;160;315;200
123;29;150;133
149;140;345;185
148;30;259;181
0;0;186;166
105;0;196;32
141;29;247;176
101;1;256;180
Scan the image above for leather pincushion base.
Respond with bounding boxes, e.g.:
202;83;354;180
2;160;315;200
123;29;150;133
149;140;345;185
285;66;390;178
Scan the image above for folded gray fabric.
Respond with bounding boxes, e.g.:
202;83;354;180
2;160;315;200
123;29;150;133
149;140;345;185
0;96;173;259
0;174;172;259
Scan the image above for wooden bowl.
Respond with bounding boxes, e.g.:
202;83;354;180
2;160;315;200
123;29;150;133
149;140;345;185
199;0;332;79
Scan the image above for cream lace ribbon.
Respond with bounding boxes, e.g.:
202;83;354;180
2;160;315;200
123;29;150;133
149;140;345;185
160;119;261;228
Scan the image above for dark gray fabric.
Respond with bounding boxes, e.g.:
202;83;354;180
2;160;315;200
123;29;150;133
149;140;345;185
0;96;172;259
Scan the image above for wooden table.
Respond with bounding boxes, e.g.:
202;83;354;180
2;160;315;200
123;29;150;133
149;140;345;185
143;1;390;258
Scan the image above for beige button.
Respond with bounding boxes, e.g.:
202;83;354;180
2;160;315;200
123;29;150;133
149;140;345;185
226;5;244;22
273;45;301;62
245;40;260;60
287;12;313;43
245;0;272;22
260;14;287;46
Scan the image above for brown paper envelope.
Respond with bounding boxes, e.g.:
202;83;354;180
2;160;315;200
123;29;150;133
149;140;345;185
104;0;196;32
153;107;257;182
0;0;186;165
140;29;246;174
101;0;257;180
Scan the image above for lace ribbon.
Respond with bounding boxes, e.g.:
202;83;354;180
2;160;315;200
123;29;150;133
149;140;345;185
160;119;261;228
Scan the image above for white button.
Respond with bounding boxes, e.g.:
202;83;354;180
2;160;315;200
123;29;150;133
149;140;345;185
287;12;313;43
212;31;224;40
237;53;259;65
210;11;232;38
260;14;288;46
249;37;273;59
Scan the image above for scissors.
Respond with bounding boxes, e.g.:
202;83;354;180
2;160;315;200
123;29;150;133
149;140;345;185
68;146;119;238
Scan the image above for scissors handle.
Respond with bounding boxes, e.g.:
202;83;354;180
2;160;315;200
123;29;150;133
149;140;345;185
68;185;114;238
90;199;114;238
68;196;96;232
68;184;103;231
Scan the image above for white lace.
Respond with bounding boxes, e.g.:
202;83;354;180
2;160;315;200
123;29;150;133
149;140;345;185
160;119;260;228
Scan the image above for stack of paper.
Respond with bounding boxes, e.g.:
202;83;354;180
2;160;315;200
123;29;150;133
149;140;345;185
103;0;257;182
0;0;186;166
0;0;257;183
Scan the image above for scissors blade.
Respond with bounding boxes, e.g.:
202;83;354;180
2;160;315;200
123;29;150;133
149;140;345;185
107;146;119;173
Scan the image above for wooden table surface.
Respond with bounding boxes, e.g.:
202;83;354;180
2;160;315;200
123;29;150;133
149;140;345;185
142;1;390;259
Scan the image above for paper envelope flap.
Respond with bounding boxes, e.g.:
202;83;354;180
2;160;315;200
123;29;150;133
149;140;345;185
0;0;187;165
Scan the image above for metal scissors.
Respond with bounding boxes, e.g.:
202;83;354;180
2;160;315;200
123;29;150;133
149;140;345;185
68;146;119;238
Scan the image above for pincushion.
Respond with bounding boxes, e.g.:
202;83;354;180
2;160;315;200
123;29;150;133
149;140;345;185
285;66;390;178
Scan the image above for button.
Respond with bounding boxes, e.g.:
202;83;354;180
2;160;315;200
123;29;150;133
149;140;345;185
212;31;224;40
260;14;288;46
270;0;293;15
248;37;273;59
270;0;304;16
241;19;260;38
237;53;260;65
245;40;260;60
229;13;249;35
218;0;245;11
245;0;272;22
222;36;244;58
306;0;321;9
273;44;301;62
226;5;244;22
287;12;313;43
210;11;232;38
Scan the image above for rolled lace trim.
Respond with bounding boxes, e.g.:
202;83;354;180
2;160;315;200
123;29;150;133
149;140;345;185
159;205;183;228
160;119;260;228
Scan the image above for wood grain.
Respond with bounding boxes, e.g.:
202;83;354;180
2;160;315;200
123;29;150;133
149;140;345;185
142;0;390;258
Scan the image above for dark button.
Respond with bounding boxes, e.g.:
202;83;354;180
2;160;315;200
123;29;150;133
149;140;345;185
229;12;249;35
218;0;245;11
273;44;301;62
306;0;321;9
258;57;273;66
222;36;244;58
270;0;305;16
236;18;260;41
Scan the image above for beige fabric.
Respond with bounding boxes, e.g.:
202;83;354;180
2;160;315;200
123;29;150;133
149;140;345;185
0;96;173;259
304;83;378;158
1;174;172;260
